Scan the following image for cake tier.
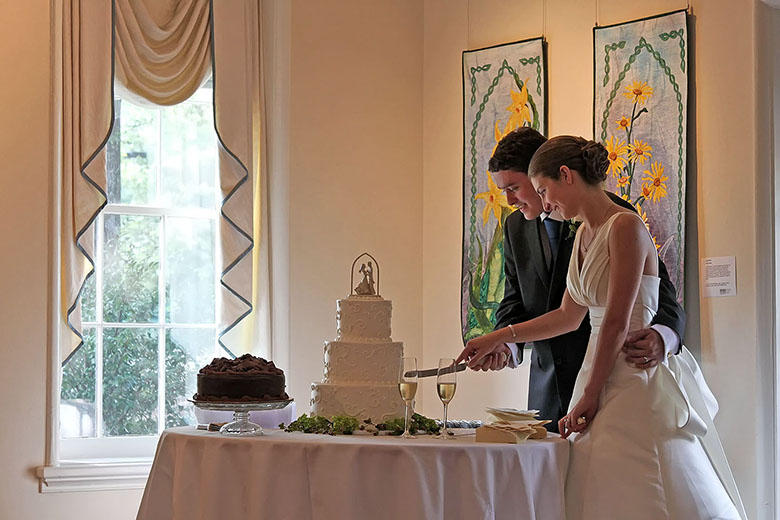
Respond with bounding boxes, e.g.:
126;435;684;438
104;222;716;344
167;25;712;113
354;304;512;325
336;297;392;342
310;382;405;423
323;341;403;383
195;373;286;401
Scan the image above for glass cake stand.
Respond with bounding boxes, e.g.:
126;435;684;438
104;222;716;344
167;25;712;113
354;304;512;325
189;399;293;436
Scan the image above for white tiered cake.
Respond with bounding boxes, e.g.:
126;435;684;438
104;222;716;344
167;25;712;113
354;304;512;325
310;274;405;423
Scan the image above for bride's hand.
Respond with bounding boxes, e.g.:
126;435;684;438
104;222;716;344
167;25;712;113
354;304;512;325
455;332;504;368
559;393;599;439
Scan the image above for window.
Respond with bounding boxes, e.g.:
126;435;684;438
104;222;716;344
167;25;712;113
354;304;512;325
59;83;226;460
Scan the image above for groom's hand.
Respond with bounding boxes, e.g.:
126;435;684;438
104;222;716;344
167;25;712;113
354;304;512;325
622;328;663;368
474;345;512;372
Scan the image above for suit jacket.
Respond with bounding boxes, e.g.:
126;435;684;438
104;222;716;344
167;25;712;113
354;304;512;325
494;192;686;432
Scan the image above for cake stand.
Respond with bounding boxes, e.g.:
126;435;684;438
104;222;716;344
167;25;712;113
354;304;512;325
189;399;293;436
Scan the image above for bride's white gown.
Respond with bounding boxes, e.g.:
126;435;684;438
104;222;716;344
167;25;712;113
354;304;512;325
565;212;745;520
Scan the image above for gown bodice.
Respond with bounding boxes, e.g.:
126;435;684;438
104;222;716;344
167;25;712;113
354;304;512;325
567;212;659;338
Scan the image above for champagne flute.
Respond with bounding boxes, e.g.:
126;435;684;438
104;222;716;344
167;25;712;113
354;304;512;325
435;358;457;439
398;357;418;438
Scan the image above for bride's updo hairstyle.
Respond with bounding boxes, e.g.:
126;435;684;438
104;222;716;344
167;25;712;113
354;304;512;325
528;135;609;186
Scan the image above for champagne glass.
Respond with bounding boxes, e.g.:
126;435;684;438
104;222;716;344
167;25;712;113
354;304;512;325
398;357;418;438
435;358;457;439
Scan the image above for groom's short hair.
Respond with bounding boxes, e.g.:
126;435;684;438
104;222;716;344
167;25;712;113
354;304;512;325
488;127;548;174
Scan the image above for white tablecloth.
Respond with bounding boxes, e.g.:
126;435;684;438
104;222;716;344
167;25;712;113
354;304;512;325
136;426;569;520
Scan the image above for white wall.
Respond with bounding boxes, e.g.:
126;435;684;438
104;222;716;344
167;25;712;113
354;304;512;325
285;0;424;410
757;0;780;515
422;0;768;518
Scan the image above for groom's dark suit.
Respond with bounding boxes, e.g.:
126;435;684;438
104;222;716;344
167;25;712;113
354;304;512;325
494;192;685;432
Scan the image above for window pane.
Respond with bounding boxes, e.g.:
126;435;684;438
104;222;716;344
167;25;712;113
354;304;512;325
165;328;216;428
60;327;96;438
160;101;217;209
107;100;159;205
103;214;160;323
166;217;215;323
80;223;98;323
103;327;158;436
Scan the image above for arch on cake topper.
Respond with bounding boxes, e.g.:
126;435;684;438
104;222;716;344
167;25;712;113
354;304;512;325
350;252;380;297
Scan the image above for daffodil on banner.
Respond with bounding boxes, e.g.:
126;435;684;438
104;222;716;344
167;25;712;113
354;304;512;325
474;171;512;227
505;80;533;129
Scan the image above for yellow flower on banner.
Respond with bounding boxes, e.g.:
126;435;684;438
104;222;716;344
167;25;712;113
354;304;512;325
475;171;511;227
616;116;631;131
492;120;513;155
636;203;649;227
640;184;653;201
605;136;629;178
628;140;653;165
617;176;629;188
506;81;532;129
635;204;660;250
641;161;669;202
623;80;654;105
620;193;632;203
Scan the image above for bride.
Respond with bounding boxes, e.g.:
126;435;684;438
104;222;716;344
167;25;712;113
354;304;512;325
457;136;745;519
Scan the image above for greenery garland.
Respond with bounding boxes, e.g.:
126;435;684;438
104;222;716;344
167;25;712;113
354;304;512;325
280;413;441;436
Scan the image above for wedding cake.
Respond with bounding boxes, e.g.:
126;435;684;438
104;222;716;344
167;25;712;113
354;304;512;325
310;255;405;423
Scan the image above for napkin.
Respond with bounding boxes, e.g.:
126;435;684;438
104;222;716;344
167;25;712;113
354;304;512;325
475;423;537;443
484;408;550;440
485;407;540;422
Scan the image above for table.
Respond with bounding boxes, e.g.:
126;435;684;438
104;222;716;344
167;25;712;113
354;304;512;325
136;427;569;520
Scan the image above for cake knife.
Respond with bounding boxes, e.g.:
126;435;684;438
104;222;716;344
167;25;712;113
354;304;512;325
405;362;468;378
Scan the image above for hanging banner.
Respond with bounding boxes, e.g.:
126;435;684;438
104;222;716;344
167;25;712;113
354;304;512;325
594;10;688;302
462;38;547;342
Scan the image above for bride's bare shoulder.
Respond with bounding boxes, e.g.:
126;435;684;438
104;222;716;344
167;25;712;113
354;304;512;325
609;210;649;242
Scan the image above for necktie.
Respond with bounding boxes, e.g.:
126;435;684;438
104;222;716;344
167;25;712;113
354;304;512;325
544;218;561;267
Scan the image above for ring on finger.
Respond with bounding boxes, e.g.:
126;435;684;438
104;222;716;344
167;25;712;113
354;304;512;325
642;356;649;364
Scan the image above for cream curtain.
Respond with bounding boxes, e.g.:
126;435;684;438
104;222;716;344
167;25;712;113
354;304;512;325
59;0;270;363
210;0;271;358
55;1;114;364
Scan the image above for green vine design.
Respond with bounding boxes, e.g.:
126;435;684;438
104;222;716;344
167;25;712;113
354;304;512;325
469;64;492;106
603;41;626;87
468;60;540;257
599;36;686;293
659;29;686;72
518;56;543;95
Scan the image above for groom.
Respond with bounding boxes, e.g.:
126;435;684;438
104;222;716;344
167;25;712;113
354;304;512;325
474;128;686;432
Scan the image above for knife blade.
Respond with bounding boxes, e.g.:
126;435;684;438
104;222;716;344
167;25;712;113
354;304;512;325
405;362;468;379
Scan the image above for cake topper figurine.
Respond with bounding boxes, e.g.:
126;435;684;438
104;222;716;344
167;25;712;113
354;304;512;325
350;253;381;297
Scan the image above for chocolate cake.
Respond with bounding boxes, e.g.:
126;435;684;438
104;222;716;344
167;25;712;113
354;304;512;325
193;354;288;402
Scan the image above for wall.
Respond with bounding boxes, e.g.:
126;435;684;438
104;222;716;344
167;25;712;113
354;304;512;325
285;0;424;409
757;0;780;514
422;0;767;518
